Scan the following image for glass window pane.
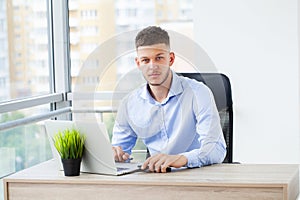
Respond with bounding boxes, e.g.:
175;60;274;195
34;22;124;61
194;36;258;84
0;122;52;174
68;0;194;132
0;0;50;102
0;118;53;200
69;0;194;79
0;105;56;172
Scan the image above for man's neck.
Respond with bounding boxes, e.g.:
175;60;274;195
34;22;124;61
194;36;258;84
148;71;173;103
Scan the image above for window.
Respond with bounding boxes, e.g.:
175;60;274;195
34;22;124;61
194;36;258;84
0;1;195;199
69;0;195;88
0;0;54;199
80;26;99;36
80;9;98;19
1;0;50;101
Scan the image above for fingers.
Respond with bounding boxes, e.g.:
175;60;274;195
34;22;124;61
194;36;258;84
142;154;159;170
145;155;164;172
122;152;130;160
141;158;150;170
153;156;166;173
160;163;170;173
142;154;188;173
112;146;130;162
142;154;169;173
112;146;122;161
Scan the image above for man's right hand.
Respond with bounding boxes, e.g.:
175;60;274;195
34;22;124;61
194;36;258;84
112;146;130;162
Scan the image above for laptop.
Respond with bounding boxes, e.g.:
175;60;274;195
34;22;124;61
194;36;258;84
45;120;141;176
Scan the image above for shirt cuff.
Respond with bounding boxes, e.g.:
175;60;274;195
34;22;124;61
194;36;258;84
180;151;202;168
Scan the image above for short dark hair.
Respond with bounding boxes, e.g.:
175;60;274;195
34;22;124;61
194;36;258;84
135;26;170;49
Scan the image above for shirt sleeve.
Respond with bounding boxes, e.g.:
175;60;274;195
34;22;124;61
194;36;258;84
180;85;227;168
111;97;137;155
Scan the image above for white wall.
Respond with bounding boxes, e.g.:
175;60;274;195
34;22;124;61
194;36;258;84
193;0;299;163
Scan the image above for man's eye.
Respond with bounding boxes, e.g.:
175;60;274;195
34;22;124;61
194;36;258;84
156;56;163;61
141;59;149;63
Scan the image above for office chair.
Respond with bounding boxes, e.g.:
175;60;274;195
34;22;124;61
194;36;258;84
178;73;233;163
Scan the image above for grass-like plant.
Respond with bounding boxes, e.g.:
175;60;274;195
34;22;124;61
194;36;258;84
53;128;86;159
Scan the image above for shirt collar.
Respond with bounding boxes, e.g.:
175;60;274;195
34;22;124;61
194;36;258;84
140;70;183;102
168;71;183;97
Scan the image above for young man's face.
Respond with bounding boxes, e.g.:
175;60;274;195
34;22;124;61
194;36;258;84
135;43;175;86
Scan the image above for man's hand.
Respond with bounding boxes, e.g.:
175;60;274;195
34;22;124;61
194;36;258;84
112;146;130;162
141;153;188;173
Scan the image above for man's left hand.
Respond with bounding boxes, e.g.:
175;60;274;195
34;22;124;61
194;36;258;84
141;154;188;173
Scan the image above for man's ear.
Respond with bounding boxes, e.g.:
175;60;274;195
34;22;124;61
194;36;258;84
135;57;141;69
169;52;175;66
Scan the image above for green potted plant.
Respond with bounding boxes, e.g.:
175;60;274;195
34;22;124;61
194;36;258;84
53;128;86;176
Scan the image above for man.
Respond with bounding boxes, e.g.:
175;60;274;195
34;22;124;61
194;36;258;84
112;26;226;173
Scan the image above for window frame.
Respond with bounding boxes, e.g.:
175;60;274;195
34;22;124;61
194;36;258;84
0;0;72;132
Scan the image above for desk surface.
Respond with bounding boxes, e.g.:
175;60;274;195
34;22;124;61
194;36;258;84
3;160;299;200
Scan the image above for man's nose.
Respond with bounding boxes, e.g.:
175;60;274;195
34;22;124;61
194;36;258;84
148;60;158;69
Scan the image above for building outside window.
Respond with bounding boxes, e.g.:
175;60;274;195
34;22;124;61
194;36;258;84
0;0;51;199
0;1;194;199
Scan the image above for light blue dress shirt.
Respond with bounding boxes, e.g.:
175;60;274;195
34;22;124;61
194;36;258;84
112;71;226;168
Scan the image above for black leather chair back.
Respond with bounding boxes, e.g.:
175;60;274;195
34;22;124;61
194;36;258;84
178;73;233;163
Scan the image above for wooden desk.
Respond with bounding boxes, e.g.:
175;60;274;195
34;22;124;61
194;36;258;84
3;160;299;200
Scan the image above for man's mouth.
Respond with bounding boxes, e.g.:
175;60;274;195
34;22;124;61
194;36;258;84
149;73;160;77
